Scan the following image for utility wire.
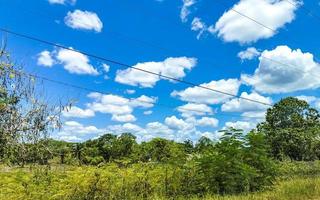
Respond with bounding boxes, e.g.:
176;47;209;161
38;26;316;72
10;68;265;119
214;0;320;80
0;27;273;106
284;0;320;22
5;6;320;84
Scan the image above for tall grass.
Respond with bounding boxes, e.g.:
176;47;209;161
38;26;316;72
0;163;320;200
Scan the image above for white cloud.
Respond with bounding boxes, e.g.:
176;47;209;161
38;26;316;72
130;95;157;108
221;92;272;113
165;116;190;130
196;117;219;128
191;17;207;39
296;95;317;103
62;106;95;118
87;92;156;123
111;114;136;123
296;95;320;110
238;47;260;61
57;121;104;142
56;48;99;75
48;0;76;5
102;63;110;73
115;57;197;88
177;103;213;118
143;110;153;115
211;0;300;43
242;46;320;94
172;79;240;104
224;121;256;133
65;10;103;32
180;0;196;22
125;89;136;94
37;50;55;67
108;123;143;134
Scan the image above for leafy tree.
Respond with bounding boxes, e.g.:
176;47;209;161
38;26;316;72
0;48;61;165
259;97;320;160
197;128;276;194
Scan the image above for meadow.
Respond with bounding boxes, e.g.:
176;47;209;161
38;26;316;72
0;162;320;200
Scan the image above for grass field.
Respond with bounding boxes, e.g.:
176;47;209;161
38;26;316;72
0;164;319;200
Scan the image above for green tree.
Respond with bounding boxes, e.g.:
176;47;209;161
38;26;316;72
259;97;320;160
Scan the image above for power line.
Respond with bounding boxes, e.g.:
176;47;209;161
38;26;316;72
214;0;320;80
284;0;320;22
5;6;320;86
10;68;264;119
0;27;273;106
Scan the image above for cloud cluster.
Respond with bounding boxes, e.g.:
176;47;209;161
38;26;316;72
107;114;219;142
172;79;241;104
62;106;95;118
211;0;300;44
37;48;99;75
86;92;157;123
115;57;197;88
242;46;320;94
57;121;105;142
65;10;103;32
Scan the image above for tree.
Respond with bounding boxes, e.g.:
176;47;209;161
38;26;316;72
259;97;320;160
0;48;61;165
97;133;117;162
197;128;276;194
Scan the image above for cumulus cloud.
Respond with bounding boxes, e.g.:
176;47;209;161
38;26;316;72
65;10;103;32
165;116;190;130
62;106;95;118
48;0;76;5
196;117;219;128
87;92;157;123
37;50;55;67
172;79;240;105
37;48;99;75
211;0;300;43
57;121;104;142
222;92;272;113
180;0;196;22
224;121;256;133
242;46;320;94
177;103;213;118
238;47;260;61
56;48;99;75
111;114;136;123
115;57;197;88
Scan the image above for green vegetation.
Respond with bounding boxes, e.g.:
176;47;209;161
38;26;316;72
1;49;320;199
0;162;320;200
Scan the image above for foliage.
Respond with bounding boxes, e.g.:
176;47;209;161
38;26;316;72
197;129;276;194
0;163;319;200
258;97;320;161
0;49;62;166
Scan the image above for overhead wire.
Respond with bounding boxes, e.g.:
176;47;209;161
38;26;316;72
0;27;273;107
8;68;265;119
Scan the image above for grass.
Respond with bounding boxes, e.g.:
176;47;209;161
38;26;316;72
0;164;319;200
202;177;320;200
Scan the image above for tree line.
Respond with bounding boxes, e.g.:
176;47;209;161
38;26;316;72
1;48;320;196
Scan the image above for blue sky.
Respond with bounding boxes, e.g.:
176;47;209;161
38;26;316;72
1;0;320;142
